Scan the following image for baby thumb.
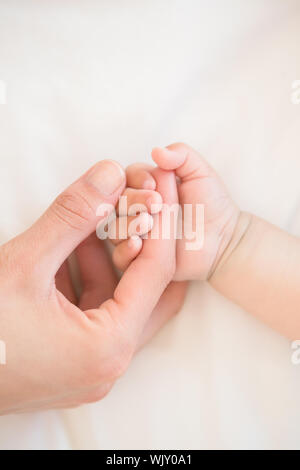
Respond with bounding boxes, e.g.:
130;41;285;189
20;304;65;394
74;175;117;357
152;143;215;182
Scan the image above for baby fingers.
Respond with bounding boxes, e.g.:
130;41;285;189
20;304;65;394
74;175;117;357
117;187;162;216
108;212;154;245
126;163;156;190
112;237;143;272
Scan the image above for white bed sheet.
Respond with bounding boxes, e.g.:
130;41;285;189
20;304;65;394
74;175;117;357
0;0;300;450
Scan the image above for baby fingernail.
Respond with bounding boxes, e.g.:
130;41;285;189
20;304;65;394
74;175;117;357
146;194;162;214
143;178;156;190
128;236;142;249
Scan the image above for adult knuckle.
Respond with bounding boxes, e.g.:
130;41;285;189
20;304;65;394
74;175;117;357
0;242;14;277
52;191;93;230
86;347;130;385
105;333;133;381
102;303;135;380
81;327;134;386
81;383;114;405
162;258;176;284
0;239;33;287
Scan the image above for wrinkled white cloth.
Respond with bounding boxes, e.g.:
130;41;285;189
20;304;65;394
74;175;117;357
0;0;300;450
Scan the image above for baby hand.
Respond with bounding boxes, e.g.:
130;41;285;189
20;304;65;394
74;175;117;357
109;143;239;282
107;165;163;271
152;143;240;281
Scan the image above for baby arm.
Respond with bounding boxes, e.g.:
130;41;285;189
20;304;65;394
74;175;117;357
152;143;300;339
210;212;300;339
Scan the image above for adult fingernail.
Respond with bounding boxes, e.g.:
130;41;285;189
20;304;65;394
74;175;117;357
87;160;125;196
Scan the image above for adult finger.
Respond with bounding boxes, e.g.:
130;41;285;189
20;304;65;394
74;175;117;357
94;168;179;346
22;160;125;281
55;260;77;304
76;233;118;310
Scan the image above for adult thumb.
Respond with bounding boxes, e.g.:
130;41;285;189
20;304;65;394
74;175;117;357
22;160;125;279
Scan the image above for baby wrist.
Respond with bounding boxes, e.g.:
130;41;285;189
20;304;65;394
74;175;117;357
208;211;253;283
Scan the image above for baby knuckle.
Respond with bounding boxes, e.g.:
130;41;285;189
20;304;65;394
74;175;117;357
126;163;137;172
168;141;189;152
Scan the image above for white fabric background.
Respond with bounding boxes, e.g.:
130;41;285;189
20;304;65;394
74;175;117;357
0;0;300;450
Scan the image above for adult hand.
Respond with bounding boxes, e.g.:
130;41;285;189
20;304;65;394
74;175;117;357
0;161;180;414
